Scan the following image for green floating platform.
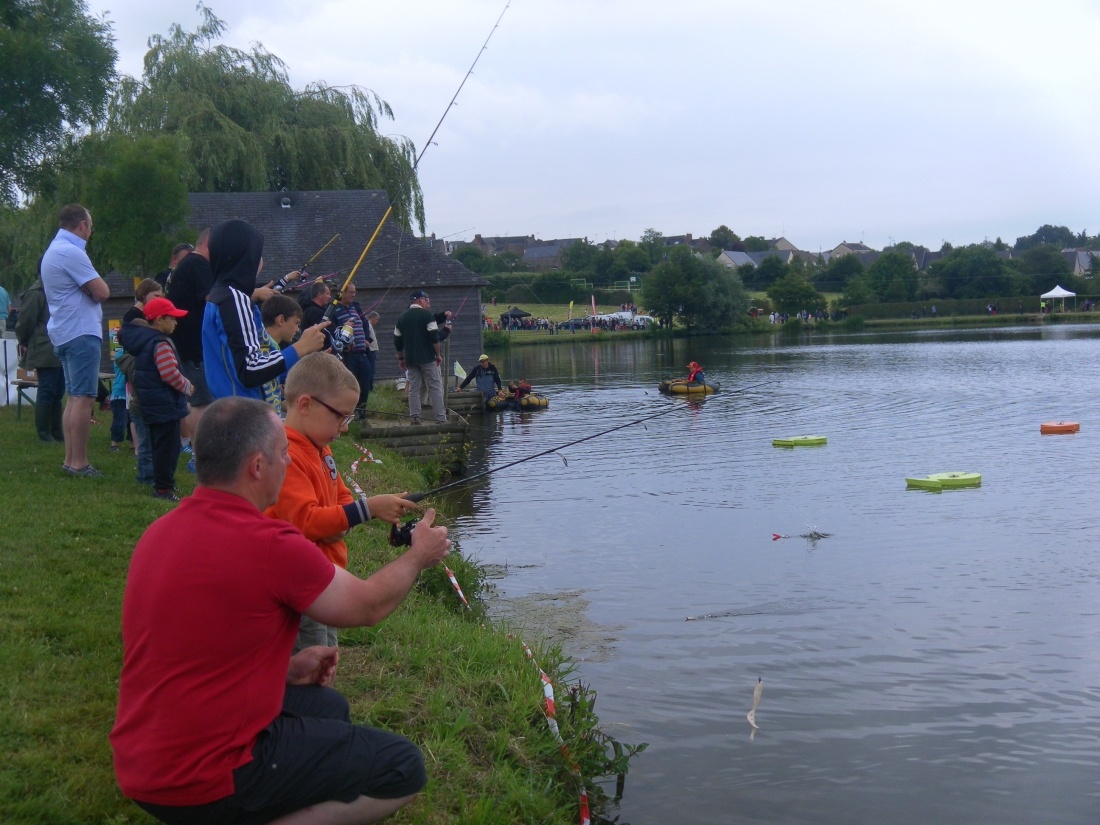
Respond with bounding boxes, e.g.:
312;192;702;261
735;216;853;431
772;435;828;448
905;471;982;491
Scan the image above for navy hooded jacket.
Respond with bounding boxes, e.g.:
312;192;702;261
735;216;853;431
201;220;301;400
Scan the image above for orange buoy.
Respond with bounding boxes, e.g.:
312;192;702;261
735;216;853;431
1040;421;1080;434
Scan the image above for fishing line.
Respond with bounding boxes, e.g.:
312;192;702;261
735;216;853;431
335;1;512;302
404;379;772;502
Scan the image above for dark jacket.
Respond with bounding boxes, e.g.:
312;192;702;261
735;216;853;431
15;280;60;369
459;362;501;397
120;321;189;425
393;305;440;366
165;251;213;363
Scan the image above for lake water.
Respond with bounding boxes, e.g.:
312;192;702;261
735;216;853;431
448;325;1100;825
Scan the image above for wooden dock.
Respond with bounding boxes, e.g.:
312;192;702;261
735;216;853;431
356;417;471;475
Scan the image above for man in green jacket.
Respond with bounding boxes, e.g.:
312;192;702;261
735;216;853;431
393;290;446;424
15;277;65;442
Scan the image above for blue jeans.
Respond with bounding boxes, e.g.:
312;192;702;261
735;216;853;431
55;335;101;397
110;398;128;444
131;413;154;484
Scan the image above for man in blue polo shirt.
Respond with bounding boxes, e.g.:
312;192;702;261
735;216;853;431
41;203;110;477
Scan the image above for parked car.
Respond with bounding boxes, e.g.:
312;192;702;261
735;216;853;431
556;317;591;330
631;315;656;329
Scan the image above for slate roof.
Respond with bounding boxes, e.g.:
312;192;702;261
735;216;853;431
187;191;487;291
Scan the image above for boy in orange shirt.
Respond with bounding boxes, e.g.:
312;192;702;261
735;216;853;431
265;352;418;652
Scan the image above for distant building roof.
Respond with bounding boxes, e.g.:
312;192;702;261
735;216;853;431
188;190;486;291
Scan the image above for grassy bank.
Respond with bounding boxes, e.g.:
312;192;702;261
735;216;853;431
0;388;635;824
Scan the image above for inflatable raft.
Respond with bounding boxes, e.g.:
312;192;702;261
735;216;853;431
487;392;550;411
1040;421;1079;434
905;471;982;491
658;379;719;395
772;435;827;448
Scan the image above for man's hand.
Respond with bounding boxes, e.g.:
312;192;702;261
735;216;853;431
365;492;418;526
407;508;450;570
287;646;340;687
292;320;331;356
251;282;277;303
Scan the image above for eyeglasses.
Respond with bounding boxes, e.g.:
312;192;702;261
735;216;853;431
312;397;355;427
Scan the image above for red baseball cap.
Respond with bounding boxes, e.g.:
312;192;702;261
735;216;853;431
144;297;187;321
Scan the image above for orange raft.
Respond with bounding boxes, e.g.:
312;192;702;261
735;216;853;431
1040;421;1080;434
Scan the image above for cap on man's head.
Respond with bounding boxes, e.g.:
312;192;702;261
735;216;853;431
478;354;489;362
410;290;429;301
144;297;188;321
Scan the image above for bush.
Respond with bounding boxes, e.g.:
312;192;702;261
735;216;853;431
482;329;510;349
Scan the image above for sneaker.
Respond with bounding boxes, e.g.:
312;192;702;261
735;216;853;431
187;457;196;474
181;443;193;455
153;489;179;501
109;445;120;452
65;464;103;477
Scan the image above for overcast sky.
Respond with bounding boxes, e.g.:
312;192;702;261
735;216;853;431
85;0;1099;253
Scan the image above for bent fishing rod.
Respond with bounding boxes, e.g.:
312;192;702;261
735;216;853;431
406;379;772;504
327;1;511;319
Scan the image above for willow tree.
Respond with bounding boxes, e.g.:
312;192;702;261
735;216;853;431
107;6;424;232
0;0;117;203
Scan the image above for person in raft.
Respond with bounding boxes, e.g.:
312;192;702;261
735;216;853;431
686;361;706;384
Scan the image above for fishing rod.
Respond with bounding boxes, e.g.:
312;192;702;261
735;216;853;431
331;1;512;312
389;379;773;544
273;234;340;293
301;232;340;275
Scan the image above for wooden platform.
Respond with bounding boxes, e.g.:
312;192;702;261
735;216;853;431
447;389;488;415
356;418;471;475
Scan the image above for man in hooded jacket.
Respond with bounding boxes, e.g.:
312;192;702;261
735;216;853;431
201;220;329;403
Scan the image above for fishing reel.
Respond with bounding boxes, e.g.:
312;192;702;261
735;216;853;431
389;517;421;547
330;320;354;355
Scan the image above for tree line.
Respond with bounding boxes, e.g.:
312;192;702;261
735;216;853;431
0;2;421;293
477;223;1098;327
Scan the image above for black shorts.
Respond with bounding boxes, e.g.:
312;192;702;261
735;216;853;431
180;360;214;407
134;685;426;825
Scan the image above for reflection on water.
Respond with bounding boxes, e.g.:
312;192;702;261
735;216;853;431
446;325;1100;825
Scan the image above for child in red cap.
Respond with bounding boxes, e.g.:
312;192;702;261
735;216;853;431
118;297;193;501
687;361;706;383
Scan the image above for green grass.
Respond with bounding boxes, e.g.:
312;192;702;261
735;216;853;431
0;388;637;824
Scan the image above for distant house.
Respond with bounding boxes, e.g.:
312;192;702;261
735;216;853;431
662;233;712;254
101;190;487;380
911;246;944;271
767;237;799;252
470;234;535;257
716;249;798;269
1064;249;1100;277
521;238;582;271
831;241;873;258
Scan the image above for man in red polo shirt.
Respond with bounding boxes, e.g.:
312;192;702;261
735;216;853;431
110;396;451;824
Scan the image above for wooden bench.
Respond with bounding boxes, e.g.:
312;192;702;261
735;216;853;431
13;380;36;419
13;373;115;420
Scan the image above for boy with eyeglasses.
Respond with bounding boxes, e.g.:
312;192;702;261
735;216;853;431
265;353;418;658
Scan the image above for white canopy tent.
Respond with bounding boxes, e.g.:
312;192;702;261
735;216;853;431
1040;284;1076;312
